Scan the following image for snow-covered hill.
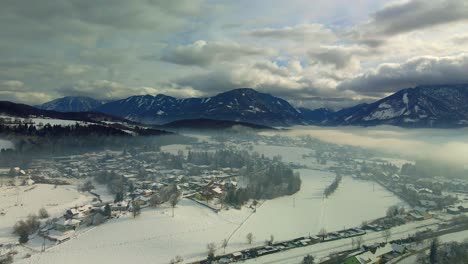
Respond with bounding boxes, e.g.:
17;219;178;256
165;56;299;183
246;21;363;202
96;88;304;126
37;96;107;112
326;84;468;128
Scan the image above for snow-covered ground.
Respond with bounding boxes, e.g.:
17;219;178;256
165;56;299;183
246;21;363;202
227;169;405;245
16;169;404;264
2;135;411;263
0;184;94;244
0;139;14;150
1;115;89;127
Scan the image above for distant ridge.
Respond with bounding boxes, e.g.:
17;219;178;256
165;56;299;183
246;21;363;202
95;88;304;126
23;84;468;128
36;96;107;112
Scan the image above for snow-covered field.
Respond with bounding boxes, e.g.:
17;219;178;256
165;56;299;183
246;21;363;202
0;184;93;244
228;169;405;245
17;169;404;264
0;139;14;150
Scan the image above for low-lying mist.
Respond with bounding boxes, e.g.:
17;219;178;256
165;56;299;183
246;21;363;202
261;126;468;169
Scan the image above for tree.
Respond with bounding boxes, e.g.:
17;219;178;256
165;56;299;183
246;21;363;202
19;232;29;244
222;238;228;253
429;238;439;264
0;254;13;264
149;194;160;207
79;180;95;192
114;192;124;203
38;208;49;219
169;256;183;264
207;242;217;260
318;228;327;241
266;234;274;246
303;254;314;264
246;232;254;244
104;204;112;218
13;215;40;243
8;167;16;177
386;205;399;217
170;194;180;217
352;236;364;249
132;202;141;218
382;229;392;243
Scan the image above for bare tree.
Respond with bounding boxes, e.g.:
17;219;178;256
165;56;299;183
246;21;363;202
169;255;183;264
303;254;314;264
318;228;327;241
207;242;217;259
38;208;49;219
352;236;364;249
382;229;392;243
386;205;399;217
246;232;254;244
266;234;274;245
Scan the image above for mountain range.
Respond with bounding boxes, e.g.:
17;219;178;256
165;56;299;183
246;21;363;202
27;84;468;128
36;96;106;112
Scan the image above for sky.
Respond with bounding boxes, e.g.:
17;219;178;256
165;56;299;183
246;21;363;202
1;0;468;109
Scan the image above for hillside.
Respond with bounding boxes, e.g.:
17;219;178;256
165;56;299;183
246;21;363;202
36;96;107;112
326;84;468;127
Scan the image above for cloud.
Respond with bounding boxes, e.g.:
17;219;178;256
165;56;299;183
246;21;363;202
63;65;91;75
0;79;52;105
337;53;468;95
56;80;203;100
308;46;367;69
452;34;468;44
171;58;362;109
160;40;275;67
0;80;25;92
247;24;336;42
372;0;468;36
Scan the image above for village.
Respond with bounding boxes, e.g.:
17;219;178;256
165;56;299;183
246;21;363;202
1;133;468;264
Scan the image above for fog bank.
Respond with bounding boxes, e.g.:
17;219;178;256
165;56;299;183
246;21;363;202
260;126;468;167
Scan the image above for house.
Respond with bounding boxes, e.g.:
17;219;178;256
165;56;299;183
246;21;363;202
344;244;393;264
111;200;129;211
55;219;81;231
407;212;425;221
134;196;151;206
231;252;243;261
419;200;437;208
391;243;406;254
457;203;468;212
64;208;79;219
447;206;461;215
